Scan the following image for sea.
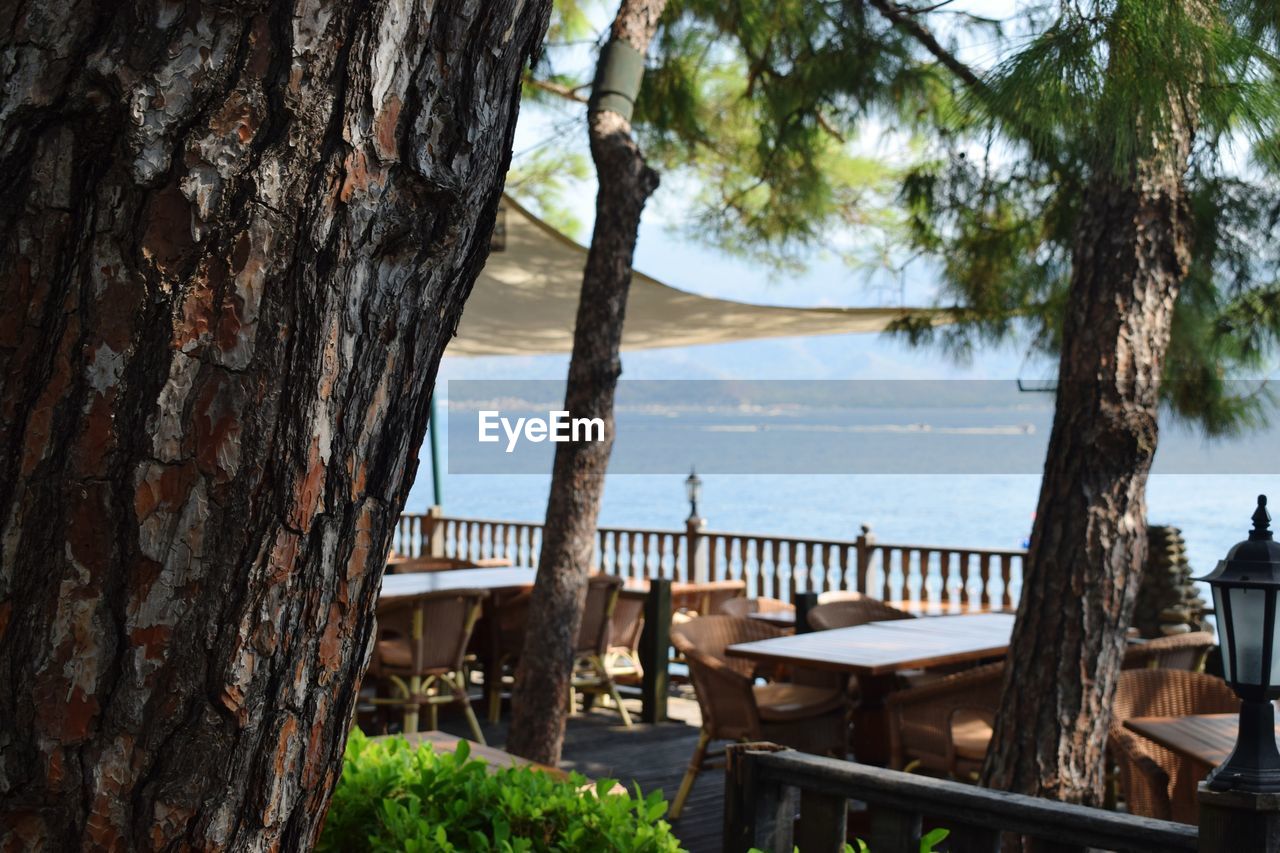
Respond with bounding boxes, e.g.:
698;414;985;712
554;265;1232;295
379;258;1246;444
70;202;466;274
404;381;1280;580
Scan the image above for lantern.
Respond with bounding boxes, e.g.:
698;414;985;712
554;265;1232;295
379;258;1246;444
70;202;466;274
685;468;702;521
1198;495;1280;792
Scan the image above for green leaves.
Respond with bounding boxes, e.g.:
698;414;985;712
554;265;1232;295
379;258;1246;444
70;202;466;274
748;827;948;853
631;0;931;269
316;731;684;852
889;0;1280;434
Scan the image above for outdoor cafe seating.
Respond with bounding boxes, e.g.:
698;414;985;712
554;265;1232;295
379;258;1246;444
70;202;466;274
569;574;634;728
719;596;793;619
604;589;646;686
885;660;1005;778
807;596;914;631
366;588;489;744
671;579;747;622
880;630;1223;784
485;574;635;728
1109;668;1240;824
668;615;847;819
1121;630;1216;672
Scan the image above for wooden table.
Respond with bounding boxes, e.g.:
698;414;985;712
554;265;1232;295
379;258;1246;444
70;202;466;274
728;613;1014;675
747;600;1010;630
1124;713;1266;773
727;613;1014;763
888;599;1013;617
1123;713;1270;823
379;567;537;599
747;610;798;630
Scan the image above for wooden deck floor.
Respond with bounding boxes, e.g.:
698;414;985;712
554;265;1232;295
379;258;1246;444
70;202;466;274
431;688;722;853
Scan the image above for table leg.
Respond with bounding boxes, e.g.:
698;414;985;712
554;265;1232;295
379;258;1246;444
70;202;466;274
851;674;896;765
483;601;503;724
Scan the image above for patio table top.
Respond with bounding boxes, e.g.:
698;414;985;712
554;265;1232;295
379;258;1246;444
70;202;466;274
746;599;1011;628
379;567;538;599
1124;713;1274;772
726;612;1014;676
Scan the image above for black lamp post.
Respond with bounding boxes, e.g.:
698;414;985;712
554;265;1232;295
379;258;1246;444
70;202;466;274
1199;495;1280;793
685;467;702;521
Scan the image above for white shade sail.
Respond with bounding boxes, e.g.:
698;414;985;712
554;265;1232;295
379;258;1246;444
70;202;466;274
447;196;942;357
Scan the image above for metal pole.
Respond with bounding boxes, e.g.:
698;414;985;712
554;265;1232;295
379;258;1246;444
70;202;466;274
795;591;819;634
429;395;444;508
640;579;671;723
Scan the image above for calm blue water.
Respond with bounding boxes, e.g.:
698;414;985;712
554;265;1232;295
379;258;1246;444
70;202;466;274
406;468;1276;584
410;388;1279;578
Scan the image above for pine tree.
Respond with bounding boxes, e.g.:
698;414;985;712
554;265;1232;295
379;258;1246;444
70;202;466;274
877;0;1280;808
505;0;934;764
0;2;550;846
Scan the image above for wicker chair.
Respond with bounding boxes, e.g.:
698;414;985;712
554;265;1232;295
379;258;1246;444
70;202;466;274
1122;631;1215;672
719;597;794;619
486;588;532;723
885;661;1004;777
1108;669;1239;823
808;596;915;631
368;588;489;743
668;615;846;819
570;575;634;728
604;590;647;687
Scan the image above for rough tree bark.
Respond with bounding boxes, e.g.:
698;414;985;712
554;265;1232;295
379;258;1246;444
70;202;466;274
979;20;1202;812
505;0;665;766
0;1;549;849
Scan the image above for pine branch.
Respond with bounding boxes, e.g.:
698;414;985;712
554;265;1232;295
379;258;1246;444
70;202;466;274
816;110;847;143
524;74;589;104
862;0;1068;175
863;0;985;93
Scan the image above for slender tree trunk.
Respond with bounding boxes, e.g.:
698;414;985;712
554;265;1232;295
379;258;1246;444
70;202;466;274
980;43;1200;813
506;0;665;765
0;2;549;849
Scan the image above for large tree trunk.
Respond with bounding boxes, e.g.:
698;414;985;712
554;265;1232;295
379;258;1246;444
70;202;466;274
979;50;1199;812
505;0;664;766
0;1;549;849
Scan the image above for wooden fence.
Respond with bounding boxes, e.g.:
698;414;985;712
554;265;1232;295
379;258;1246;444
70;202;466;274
394;512;1026;608
723;744;1201;853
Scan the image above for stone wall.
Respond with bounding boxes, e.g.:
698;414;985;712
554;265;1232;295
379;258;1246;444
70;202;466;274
1133;525;1211;639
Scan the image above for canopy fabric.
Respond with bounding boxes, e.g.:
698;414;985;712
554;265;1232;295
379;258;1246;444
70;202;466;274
448;195;941;357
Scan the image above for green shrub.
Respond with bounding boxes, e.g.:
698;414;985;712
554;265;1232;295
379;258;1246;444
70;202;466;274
750;827;949;852
318;731;684;852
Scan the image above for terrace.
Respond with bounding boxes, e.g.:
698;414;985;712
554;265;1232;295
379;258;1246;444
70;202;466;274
357;505;1278;851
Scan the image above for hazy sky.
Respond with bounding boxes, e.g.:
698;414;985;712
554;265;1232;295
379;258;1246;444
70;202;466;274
439;2;1113;385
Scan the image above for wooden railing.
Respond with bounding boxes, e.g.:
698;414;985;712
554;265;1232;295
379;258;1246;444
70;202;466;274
394;512;1026;608
723;744;1200;853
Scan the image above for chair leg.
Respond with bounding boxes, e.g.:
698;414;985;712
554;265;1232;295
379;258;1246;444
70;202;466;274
487;663;503;724
670;728;711;820
567;682;577;716
404;675;422;733
456;673;487;746
596;656;633;729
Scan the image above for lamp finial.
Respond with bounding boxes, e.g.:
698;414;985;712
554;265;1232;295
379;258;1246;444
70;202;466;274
1252;495;1272;541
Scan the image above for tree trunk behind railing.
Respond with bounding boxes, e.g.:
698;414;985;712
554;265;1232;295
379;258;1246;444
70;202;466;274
0;1;550;848
980;20;1200;813
506;0;665;765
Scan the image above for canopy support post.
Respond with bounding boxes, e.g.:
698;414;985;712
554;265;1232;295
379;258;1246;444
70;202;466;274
429;395;444;509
